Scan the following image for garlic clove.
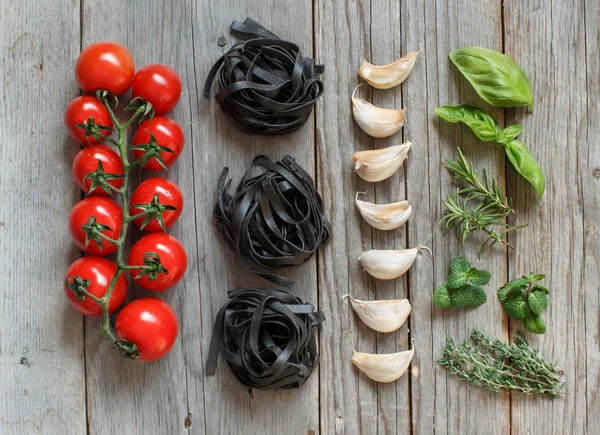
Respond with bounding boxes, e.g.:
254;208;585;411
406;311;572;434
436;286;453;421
352;348;415;383
358;246;431;280
355;193;412;230
351;85;405;138
358;46;423;89
353;142;412;182
344;295;411;333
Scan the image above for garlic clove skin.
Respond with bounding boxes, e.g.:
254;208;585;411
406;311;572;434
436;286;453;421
358;46;423;89
355;193;412;230
352;348;415;383
352;85;405;138
353;142;412;182
346;296;411;333
359;246;430;280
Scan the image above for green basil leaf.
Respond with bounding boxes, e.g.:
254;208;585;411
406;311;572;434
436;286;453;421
497;124;523;145
434;104;500;142
449;47;533;109
505;139;545;199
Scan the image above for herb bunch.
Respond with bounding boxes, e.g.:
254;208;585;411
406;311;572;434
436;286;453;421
441;148;527;255
498;273;549;334
439;329;564;397
433;256;490;308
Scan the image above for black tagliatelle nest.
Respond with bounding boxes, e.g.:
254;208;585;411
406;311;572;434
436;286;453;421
213;155;331;287
203;17;324;135
206;288;324;390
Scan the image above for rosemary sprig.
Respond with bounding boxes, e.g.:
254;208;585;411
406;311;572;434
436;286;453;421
439;329;565;397
440;148;527;255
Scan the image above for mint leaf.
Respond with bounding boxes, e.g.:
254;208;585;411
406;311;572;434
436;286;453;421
469;268;491;286
523;312;546;334
465;285;487;308
450;256;471;275
433;283;452;308
504;295;528;320
497;277;528;302
528;290;548;315
528;273;545;283
447;272;468;289
450;286;471;308
532;284;549;295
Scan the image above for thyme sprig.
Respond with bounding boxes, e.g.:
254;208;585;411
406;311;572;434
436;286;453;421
440;148;527;255
439;329;565;397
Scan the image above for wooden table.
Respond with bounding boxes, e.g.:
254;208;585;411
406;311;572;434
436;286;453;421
1;0;597;434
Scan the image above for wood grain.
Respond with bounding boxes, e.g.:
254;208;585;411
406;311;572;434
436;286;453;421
0;1;84;434
0;0;597;433
505;0;590;433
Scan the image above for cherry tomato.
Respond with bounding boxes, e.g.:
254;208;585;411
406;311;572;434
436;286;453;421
115;298;178;361
69;197;122;255
75;42;135;95
65;96;114;145
72;145;124;196
64;257;127;317
130;178;183;232
128;233;187;291
131;64;181;115
131;117;184;171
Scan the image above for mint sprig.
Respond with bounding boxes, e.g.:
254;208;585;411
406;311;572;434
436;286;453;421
498;273;549;334
433;256;490;309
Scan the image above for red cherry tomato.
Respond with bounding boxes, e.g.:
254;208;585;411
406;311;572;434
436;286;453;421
131;64;182;115
65;96;114;145
131;117;184;171
69;197;122;255
130;178;183;232
128;233;187;291
115;298;178;361
75;42;135;95
64;257;127;317
72;145;124;196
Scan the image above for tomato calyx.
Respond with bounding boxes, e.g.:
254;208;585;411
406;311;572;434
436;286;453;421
130;131;175;169
125;97;154;123
134;252;169;280
76;116;115;145
114;339;140;360
95;90;119;109
83;159;124;195
65;275;94;301
82;216;114;250
131;193;178;231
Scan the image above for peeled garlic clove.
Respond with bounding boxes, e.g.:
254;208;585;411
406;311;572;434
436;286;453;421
353;142;412;182
355;193;412;230
352;348;415;383
345;295;411;333
359;246;430;280
358;46;423;89
352;85;405;138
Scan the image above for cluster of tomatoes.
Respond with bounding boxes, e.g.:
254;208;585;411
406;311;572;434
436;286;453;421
63;42;188;361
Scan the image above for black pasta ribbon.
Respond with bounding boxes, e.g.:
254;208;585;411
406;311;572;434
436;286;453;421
206;288;324;390
213;155;331;287
203;17;324;135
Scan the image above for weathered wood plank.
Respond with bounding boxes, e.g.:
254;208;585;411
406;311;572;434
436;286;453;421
0;1;85;434
583;1;600;432
193;2;320;435
82;1;204;434
505;0;589;433
403;1;509;434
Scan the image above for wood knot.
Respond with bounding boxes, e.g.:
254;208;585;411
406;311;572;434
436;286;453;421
184;413;192;429
20;357;29;365
593;168;600;180
217;37;227;47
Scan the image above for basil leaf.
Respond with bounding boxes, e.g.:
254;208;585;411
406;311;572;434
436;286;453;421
434;104;500;142
449;47;534;110
497;124;523;145
505;139;545;199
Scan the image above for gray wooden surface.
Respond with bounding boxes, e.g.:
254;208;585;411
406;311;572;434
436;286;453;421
0;0;597;434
